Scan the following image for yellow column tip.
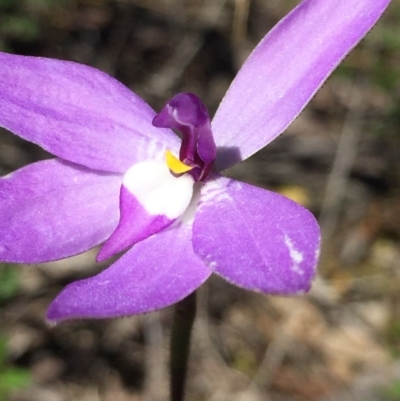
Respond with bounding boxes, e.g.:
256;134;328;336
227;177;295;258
166;150;193;174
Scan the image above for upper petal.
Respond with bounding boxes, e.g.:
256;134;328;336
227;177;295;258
0;159;121;263
0;52;180;172
46;221;211;321
192;177;320;294
212;0;391;170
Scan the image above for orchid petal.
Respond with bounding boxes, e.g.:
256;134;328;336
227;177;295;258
97;160;194;261
212;0;391;170
0;52;179;173
46;221;211;321
193;177;320;294
0;159;121;263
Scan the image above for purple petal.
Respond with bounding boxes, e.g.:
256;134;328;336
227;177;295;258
0;52;179;172
0;159;121;263
193;177;320;294
46;222;211;321
97;160;194;261
212;0;391;170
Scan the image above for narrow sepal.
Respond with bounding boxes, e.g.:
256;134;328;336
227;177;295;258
212;0;391;170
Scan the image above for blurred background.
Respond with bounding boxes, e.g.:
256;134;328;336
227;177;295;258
0;0;400;400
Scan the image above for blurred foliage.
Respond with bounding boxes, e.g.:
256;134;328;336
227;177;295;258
335;0;400;143
0;266;29;398
0;0;65;51
232;348;258;376
0;337;30;399
2;14;39;41
1;0;39;43
383;379;400;401
0;264;20;302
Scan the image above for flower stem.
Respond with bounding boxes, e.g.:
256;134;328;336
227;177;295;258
170;291;197;401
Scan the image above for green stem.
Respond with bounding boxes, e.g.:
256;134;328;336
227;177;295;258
170;291;197;401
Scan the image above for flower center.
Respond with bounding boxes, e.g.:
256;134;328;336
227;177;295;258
153;92;217;182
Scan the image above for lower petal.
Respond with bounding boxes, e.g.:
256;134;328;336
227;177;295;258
193;177;320;294
0;159;121;263
47;221;211;321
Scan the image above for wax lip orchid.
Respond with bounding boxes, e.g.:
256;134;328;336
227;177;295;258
0;0;390;321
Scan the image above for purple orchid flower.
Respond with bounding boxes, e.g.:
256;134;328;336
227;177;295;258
0;0;390;321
